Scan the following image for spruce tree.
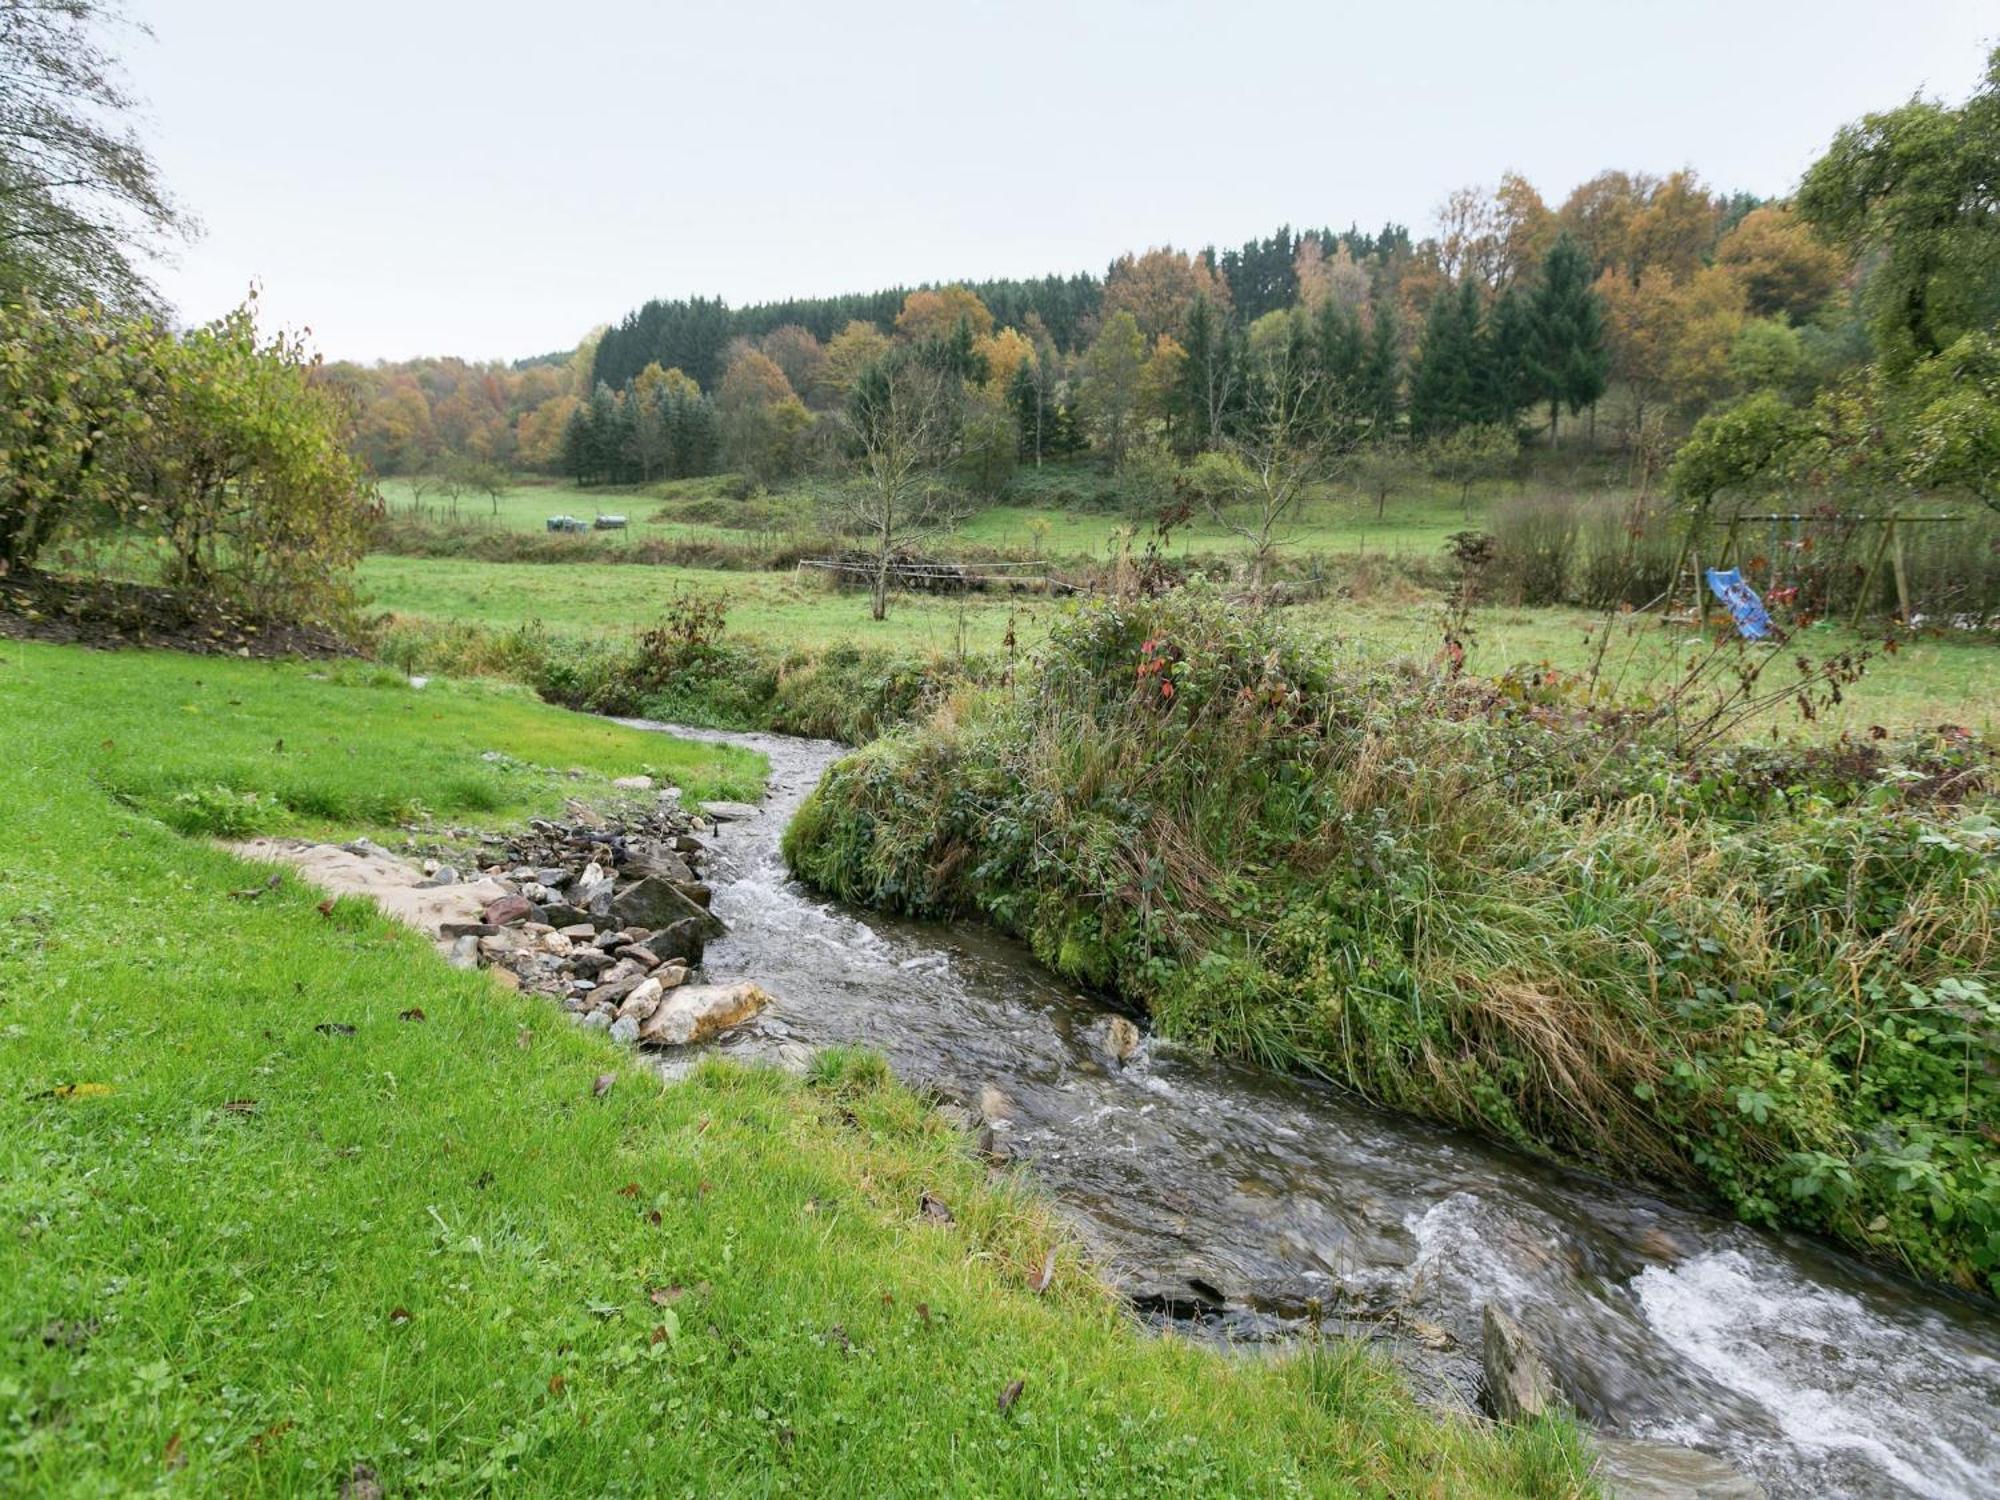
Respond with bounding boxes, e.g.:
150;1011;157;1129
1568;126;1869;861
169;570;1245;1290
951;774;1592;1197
1359;302;1401;438
1481;287;1534;427
1524;233;1609;444
1174;293;1239;454
1408;281;1484;438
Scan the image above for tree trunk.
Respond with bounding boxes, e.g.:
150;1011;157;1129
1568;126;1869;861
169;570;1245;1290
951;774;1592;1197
1548;398;1560;447
872;549;889;621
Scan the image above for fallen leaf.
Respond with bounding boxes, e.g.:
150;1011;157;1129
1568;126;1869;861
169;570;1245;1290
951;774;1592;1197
1032;1246;1057;1294
648;1285;684;1306
388;1306;411;1324
646;1209;662;1226
34;1082;114;1101
919;1192;954;1224
592;1072;615;1097
398;1007;426;1022
617;1183;640;1198
547;1374;566;1395
316;897;336;918
249;1419;293;1455
915;1302;930;1326
163;1432;186;1471
997;1378;1024;1414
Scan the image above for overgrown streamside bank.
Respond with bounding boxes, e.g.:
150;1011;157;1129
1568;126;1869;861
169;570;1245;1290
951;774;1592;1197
0;640;1592;1494
781;586;2000;1296
375;610;985;745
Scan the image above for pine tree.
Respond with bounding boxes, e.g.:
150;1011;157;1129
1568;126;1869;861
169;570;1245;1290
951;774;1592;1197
1174;293;1239;454
559;404;592;484
1359;302;1401;438
1481;287;1534;427
583;384;620;484
1408;281;1485;438
1524;233;1609;444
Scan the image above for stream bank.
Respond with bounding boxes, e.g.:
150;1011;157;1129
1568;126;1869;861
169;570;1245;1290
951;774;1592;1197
637;720;2000;1500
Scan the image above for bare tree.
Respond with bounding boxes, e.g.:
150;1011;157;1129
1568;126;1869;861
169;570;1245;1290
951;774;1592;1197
823;355;970;620
1202;342;1355;598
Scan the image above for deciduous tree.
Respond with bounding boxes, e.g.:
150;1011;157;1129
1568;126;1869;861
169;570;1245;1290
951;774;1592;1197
827;351;970;619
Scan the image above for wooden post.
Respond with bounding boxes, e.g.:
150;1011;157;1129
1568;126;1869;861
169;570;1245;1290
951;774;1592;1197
1851;516;1896;630
1718;516;1742;572
1890;516;1912;626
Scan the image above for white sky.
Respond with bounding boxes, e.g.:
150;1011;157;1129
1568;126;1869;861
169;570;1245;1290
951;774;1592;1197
125;0;1995;364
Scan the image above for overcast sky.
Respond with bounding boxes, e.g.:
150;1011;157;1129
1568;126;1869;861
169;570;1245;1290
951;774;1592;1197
124;0;1994;365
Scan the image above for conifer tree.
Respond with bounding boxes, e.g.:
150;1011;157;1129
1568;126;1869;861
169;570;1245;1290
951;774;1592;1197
1173;293;1239;454
1481;287;1534;427
1408;280;1485;438
1524;233;1609;443
1359;303;1402;437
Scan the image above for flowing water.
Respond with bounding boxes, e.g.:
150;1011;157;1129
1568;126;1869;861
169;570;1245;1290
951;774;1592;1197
629;721;2000;1499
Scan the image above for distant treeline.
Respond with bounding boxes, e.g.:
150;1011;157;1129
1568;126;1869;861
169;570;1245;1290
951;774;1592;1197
590;224;1419;390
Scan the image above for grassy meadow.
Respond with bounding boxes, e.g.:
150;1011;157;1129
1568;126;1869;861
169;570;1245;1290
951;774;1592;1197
0;639;1591;1495
365;466;2000;739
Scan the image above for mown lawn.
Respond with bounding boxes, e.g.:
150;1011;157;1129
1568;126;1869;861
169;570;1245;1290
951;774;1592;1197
0;640;1590;1495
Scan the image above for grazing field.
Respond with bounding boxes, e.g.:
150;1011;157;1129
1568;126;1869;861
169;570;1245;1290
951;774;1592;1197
360;554;1054;654
378;470;1502;563
0;640;1588;1495
359;552;1999;737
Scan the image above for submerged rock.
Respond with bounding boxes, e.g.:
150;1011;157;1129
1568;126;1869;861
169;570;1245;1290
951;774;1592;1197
1594;1439;1767;1499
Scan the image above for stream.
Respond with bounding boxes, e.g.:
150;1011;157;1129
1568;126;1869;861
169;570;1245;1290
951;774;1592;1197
629;721;2000;1499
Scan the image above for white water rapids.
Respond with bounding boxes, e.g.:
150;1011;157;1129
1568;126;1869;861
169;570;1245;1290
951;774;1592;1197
631;721;2000;1499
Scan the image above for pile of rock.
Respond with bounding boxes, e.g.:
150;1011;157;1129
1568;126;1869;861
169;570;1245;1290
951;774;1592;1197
433;799;766;1046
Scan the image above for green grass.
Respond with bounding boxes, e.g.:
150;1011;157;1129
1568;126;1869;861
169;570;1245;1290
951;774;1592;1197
360;551;1998;738
1295;598;2000;739
379;469;1487;561
0;639;1591;1495
361;553;1054;655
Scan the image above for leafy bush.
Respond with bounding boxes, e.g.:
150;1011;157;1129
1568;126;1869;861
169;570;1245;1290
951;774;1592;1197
1;295;376;628
785;584;2000;1293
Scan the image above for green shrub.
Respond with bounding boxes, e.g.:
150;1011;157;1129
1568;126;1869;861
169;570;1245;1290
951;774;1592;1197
786;584;2000;1293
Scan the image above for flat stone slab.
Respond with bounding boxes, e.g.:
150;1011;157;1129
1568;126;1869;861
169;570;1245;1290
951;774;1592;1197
699;801;761;822
226;837;509;957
